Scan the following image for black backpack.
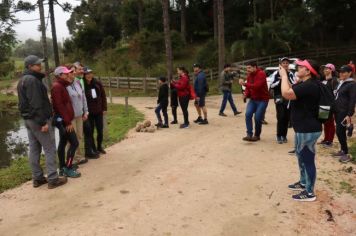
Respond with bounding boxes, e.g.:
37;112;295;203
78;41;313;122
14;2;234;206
317;82;335;123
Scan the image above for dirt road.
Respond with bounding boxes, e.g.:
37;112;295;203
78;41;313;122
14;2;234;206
0;95;355;236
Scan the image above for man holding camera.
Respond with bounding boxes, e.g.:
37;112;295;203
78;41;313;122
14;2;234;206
219;64;241;116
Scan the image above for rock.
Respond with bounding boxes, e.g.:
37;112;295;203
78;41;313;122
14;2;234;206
143;120;151;128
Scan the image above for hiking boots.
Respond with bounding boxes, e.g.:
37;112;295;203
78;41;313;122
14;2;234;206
276;136;283;144
63;167;81;178
161;124;169;128
282;137;288;143
242;136;260;142
179;124;189;129
48;177;68;189
288;149;296;155
199;119;209;125
98;148;106;154
194;117;203;123
155;122;163;128
262;120;268;125
85;152;99;159
170;120;178;124
33;177;48;188
234;111;242;116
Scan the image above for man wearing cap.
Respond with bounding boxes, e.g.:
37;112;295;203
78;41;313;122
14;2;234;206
270;57;296;144
51;66;81;178
193;64;208;125
319;63;338;147
280;59;322;202
332;65;356;163
17;55;67;189
219;64;241;116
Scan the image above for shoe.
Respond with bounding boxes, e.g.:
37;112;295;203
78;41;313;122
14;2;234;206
292;190;316;202
162;124;169;128
194;117;203;123
199;119;209;125
170;120;178;124
33;177;48;188
48;177;68;189
234;111;242;116
155;122;163;128
318;140;327;145
277;136;283;144
339;154;351;163
63;167;81;178
262;120;268;125
282;137;288;143
332;150;344;157
288;181;306;191
59;168;64;176
251;136;260;141
242;135;253;141
85;152;99;159
288;149;296;155
98;148;106;154
179;124;189;129
322;141;333;148
219;112;227;117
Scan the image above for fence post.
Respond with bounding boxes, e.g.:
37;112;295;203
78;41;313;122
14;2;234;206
109;77;111;89
116;77;119;88
143;77;147;94
125;96;129;116
128;77;131;89
269;56;272;66
109;88;112;104
118;77;120;89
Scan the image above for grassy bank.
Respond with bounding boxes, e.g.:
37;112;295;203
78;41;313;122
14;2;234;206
0;103;144;193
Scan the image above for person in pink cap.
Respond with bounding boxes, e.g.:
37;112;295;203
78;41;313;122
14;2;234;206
318;63;339;147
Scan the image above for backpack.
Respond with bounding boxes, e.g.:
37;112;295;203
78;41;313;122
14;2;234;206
189;84;196;100
317;82;335;123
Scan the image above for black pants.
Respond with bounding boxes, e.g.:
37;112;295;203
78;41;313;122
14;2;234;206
155;104;168;124
335;112;348;154
87;113;104;152
171;106;178;122
179;96;190;125
275;103;290;137
56;122;79;169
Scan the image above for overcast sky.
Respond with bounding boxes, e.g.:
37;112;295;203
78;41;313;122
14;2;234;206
14;0;80;42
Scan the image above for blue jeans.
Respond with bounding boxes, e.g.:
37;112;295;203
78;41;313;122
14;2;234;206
245;100;268;137
155;103;168;124
219;91;237;113
295;132;321;194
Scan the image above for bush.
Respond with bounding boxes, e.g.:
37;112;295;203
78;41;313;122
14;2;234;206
196;39;218;68
0;60;15;77
170;30;186;58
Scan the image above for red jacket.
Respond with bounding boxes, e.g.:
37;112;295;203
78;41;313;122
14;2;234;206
171;73;190;97
245;68;269;102
51;78;74;126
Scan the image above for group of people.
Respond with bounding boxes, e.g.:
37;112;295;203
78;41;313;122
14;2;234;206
18;55;107;189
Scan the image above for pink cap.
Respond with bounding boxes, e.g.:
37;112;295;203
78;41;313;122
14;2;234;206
324;63;335;72
54;66;73;76
296;60;318;76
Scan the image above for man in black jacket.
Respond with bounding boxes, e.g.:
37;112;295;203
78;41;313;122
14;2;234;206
333;65;356;163
17;55;67;189
155;77;169;128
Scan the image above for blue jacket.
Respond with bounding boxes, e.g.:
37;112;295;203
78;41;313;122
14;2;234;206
194;70;207;97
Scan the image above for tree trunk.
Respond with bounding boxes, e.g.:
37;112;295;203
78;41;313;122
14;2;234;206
213;0;218;40
253;0;257;26
49;0;60;66
38;0;51;87
137;0;143;31
217;0;225;72
180;0;186;43
162;0;173;81
270;0;274;21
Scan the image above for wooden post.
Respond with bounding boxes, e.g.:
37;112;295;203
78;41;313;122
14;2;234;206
128;77;131;89
125;96;129;116
116;77;119;88
109;77;111;89
143;77;147;94
109;88;112;104
118;77;120;89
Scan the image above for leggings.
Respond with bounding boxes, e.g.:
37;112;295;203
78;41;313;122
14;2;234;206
56;122;79;169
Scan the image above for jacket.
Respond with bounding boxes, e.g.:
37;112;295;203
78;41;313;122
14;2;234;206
157;83;169;106
220;71;234;92
51;78;74;126
171;73;190;97
245;68;270;102
194;70;207;97
322;76;338;94
84;78;107;115
333;79;356;117
17;69;52;126
66;80;88;118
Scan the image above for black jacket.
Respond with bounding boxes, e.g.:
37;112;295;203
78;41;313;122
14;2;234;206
333;79;356;117
157;83;169;107
84;78;107;115
17;69;52;126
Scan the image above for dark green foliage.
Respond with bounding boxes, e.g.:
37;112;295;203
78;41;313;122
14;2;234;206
196;39;219;68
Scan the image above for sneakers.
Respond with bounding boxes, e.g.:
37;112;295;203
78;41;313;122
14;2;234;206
170;120;178;124
332;150;344;157
292;190;316;202
288;181;306;191
179;124;189;129
194;117;203;123
262;120;268;125
33;177;48;188
155;122;163;128
276;136;283;144
251;136;260;141
234;111;242;116
85;152;99;159
48;177;67;189
288;149;296;155
63;167;81;178
219;112;227;117
199;119;209;125
161;124;169;128
339;154;351;163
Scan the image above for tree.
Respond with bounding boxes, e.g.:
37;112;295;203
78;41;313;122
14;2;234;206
179;0;186;43
0;0;17;63
48;0;59;66
161;0;173;81
217;0;225;72
38;0;50;83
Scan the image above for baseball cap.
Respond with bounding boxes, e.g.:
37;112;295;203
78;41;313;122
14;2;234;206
339;65;353;73
279;57;290;63
54;66;73;76
24;55;44;68
324;63;335;72
83;67;93;74
296;59;318;76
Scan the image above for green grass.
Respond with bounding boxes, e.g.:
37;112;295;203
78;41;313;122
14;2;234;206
0;103;144;193
339;181;355;195
0;79;18;111
349;140;356;164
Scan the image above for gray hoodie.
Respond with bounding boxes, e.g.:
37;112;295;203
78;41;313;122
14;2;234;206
66;80;88;118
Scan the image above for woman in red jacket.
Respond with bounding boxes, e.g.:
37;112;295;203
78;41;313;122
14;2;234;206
51;66;80;178
171;66;190;128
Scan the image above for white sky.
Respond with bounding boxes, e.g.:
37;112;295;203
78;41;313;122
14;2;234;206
13;0;81;42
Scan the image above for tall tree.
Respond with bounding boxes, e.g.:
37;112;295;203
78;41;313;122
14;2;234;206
217;0;225;72
137;0;143;31
49;0;59;66
180;0;186;43
161;0;173;81
38;0;50;86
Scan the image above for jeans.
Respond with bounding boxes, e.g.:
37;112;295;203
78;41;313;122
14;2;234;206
88;113;104;151
275;103;290;137
245;100;268;137
56;121;79;169
295;132;321;194
155;103;168;125
219;90;237;113
335;112;348;154
179;96;190;125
